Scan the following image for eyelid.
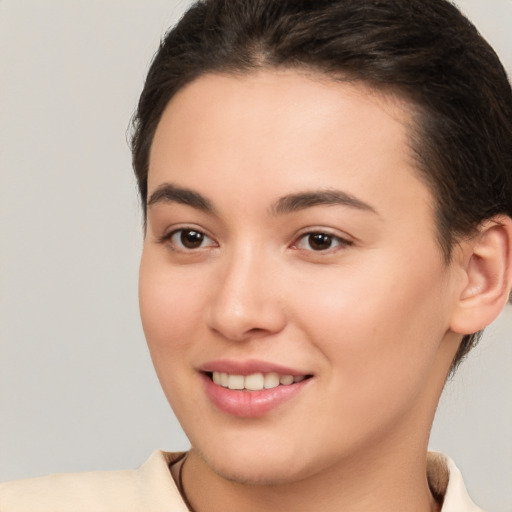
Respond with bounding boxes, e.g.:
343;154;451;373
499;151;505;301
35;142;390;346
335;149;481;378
290;228;353;252
158;225;218;251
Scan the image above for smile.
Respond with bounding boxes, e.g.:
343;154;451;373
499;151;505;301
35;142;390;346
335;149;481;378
211;371;306;391
200;361;313;417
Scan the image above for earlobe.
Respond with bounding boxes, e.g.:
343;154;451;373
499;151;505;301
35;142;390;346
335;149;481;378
450;215;512;335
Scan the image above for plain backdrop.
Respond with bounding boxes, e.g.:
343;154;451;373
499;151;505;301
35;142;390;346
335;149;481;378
1;1;511;511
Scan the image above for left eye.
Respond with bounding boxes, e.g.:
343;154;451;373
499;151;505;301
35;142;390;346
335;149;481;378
168;229;216;250
294;232;349;252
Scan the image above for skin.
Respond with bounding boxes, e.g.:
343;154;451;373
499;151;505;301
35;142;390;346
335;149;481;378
139;70;469;512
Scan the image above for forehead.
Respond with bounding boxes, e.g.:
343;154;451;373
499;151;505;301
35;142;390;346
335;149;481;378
148;69;433;226
151;69;413;157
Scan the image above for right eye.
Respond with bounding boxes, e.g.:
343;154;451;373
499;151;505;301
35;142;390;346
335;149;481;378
166;228;217;251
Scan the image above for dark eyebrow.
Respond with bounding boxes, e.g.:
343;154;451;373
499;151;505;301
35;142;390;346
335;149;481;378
147;183;216;214
271;189;378;216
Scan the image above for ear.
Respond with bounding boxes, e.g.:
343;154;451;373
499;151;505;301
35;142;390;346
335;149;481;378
449;215;512;335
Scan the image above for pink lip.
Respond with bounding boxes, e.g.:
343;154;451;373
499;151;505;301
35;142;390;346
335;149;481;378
199;359;312;418
199;358;306;376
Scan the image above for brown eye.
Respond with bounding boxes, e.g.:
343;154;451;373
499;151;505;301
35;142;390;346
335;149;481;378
180;230;204;249
307;233;334;251
294;231;351;252
167;228;216;251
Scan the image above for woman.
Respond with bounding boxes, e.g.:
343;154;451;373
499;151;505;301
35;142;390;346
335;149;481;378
2;0;511;510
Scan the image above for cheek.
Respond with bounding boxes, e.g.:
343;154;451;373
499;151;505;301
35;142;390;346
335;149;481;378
288;253;451;396
138;253;211;422
138;251;206;360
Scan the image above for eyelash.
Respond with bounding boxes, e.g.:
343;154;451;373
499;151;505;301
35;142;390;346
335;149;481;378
158;228;217;251
158;228;352;254
292;231;353;253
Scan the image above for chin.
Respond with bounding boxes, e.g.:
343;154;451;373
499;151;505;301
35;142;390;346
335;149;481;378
194;441;314;486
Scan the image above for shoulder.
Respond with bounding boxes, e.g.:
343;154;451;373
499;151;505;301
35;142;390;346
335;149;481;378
427;452;485;512
0;451;189;512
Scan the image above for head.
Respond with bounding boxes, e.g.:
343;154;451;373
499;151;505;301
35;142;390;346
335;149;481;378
131;0;512;373
132;0;512;487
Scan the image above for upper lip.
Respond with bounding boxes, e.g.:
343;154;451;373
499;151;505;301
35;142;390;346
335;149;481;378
199;359;309;376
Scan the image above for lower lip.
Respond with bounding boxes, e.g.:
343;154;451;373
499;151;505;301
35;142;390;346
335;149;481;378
201;373;311;418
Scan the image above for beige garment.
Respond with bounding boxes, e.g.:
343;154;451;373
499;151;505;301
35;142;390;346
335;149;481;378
427;453;484;512
0;451;483;511
0;452;188;512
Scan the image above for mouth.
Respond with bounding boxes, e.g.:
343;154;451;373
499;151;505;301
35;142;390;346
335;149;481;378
199;363;313;417
206;371;311;391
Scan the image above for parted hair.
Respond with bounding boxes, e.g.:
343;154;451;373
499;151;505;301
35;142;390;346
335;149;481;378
131;0;512;370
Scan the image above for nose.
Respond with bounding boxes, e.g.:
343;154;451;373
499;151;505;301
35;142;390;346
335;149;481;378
206;246;287;342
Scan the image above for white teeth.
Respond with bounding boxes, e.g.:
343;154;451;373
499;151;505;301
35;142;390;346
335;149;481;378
245;373;264;391
220;372;229;387
211;371;306;391
279;375;294;385
264;372;280;389
228;374;245;390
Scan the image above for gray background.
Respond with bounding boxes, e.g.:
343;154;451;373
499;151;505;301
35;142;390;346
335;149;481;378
1;1;511;511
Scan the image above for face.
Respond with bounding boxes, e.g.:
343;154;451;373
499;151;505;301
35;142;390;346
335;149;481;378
139;70;462;484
